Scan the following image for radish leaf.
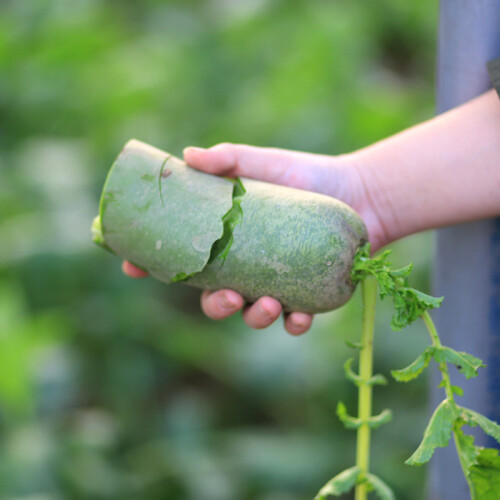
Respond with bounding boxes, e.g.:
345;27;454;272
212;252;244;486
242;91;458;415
455;428;481;471
314;466;362;499
468;448;500;500
461;408;500;444
336;401;362;429
351;244;443;330
391;347;435;382
365;473;396;500
433;347;485;379
406;399;459;465
343;357;363;386
366;409;393;429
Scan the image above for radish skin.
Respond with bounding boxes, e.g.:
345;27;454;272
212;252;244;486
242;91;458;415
93;140;368;313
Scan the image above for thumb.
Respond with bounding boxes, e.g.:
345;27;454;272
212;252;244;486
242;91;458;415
183;143;293;184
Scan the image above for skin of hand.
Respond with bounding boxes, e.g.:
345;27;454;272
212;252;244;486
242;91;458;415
124;89;500;335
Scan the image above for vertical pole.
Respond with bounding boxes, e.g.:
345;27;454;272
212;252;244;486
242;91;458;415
432;1;500;499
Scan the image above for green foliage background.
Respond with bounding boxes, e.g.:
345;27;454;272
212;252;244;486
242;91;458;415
0;1;438;499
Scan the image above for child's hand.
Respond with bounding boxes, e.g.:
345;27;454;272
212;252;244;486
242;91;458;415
123;142;386;335
124;91;500;333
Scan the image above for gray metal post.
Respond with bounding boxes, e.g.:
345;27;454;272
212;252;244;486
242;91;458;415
430;1;500;499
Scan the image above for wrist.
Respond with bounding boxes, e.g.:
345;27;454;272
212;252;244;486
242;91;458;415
345;90;500;249
336;150;399;253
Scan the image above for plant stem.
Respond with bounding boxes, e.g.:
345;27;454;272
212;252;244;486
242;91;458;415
420;311;472;490
355;276;378;500
421;311;454;400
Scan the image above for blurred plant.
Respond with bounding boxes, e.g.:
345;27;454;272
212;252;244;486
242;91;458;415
316;246;500;500
0;1;437;498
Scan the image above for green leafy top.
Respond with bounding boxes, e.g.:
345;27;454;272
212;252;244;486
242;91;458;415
351;244;443;330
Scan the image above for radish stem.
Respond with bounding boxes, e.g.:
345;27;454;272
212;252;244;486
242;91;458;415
355;276;377;500
420;311;473;492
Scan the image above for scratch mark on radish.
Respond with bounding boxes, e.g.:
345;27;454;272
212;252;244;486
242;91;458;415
158;155;172;208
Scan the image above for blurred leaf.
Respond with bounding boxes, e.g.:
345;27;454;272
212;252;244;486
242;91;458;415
406;399;459;466
391;347;434;382
314;466;361;499
365;473;396;500
433;347;485;379
0;0;437;498
461;408;500;444
468;447;500;500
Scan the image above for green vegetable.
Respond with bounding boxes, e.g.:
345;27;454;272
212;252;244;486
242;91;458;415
92;140;368;313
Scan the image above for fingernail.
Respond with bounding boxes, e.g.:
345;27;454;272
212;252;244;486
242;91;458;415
291;313;308;328
220;292;237;310
258;302;272;318
183;146;205;155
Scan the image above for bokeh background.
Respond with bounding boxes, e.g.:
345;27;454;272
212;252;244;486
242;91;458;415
0;1;439;499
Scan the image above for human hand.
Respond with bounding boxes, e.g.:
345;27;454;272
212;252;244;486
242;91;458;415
125;91;500;333
123;143;388;335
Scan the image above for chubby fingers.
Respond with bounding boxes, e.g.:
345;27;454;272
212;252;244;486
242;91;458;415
202;291;281;328
122;261;149;278
202;290;282;328
242;298;313;334
122;262;314;335
201;290;313;335
284;312;313;336
201;289;245;320
242;296;282;329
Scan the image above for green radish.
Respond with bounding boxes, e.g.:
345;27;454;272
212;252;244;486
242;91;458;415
92;140;368;313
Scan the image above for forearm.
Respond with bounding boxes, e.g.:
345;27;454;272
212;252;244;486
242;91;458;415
348;89;500;246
